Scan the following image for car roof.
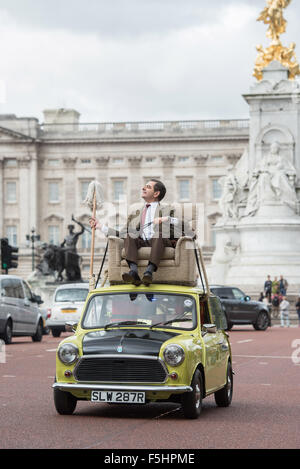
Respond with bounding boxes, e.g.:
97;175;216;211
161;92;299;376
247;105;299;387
54;283;89;292
90;283;206;295
0;274;24;280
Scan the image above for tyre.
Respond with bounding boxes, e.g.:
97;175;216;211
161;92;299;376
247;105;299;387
54;388;77;415
52;329;61;338
2;319;12;345
253;311;269;331
214;361;233;407
181;369;203;419
32;321;43;342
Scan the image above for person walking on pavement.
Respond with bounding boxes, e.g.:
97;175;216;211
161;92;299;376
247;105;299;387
264;275;272;303
295;296;300;327
279;296;290;327
272;276;280;295
279;275;288;295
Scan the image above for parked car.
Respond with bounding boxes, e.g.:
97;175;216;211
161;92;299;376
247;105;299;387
0;275;45;344
47;283;89;337
53;283;233;419
210;285;271;331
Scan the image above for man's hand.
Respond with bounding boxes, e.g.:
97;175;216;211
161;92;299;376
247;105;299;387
153;216;168;225
89;217;101;230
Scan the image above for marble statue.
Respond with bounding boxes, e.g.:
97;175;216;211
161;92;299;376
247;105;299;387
218;166;239;221
244;141;297;217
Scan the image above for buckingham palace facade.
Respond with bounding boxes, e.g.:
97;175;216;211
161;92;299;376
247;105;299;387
0;108;249;279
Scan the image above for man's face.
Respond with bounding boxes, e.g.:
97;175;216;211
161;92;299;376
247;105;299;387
141;180;160;202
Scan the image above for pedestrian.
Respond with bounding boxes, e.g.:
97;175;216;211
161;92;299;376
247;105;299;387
295;296;300;327
272;276;279;295
279;275;288;295
279;296;290;328
264;275;272;303
258;292;264;302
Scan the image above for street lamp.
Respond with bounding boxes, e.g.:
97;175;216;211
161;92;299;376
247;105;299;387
26;228;40;271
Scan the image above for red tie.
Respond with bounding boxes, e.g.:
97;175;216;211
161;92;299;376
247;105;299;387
141;204;151;229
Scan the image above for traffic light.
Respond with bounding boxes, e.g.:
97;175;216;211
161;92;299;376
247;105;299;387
1;238;18;273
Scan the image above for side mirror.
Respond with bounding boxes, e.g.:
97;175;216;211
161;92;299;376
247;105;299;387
65;321;78;333
34;294;44;305
202;324;217;335
244;296;251;302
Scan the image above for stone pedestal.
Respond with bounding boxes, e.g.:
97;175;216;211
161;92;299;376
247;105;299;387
225;204;300;290
208;62;300;293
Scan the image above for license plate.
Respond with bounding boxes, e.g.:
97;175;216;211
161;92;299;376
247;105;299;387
91;390;145;404
61;309;77;314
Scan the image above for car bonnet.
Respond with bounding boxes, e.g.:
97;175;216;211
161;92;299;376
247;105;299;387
82;329;179;356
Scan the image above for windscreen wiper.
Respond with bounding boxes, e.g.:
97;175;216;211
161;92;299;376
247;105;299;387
104;320;149;330
150;316;192;329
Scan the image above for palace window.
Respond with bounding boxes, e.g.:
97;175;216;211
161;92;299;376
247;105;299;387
178;179;190;201
212;178;222;200
113;180;125;201
80;181;92;202
6;226;17;246
48;182;60;203
82;229;91;249
6;181;17;203
48;225;60;245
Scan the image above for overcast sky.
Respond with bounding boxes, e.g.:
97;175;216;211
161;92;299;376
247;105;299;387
0;0;300;123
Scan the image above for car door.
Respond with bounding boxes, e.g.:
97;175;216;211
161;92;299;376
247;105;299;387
231;288;253;323
211;287;236;324
22;281;39;334
202;297;229;392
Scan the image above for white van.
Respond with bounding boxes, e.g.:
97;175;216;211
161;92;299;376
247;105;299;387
0;275;44;344
47;283;89;337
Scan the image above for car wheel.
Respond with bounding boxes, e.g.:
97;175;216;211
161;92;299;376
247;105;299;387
214;361;233;407
32;321;43;342
181;369;203;419
2;319;12;345
253;311;269;331
52;329;61;338
54;388;77;415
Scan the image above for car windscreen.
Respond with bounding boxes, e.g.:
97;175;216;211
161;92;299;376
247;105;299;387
55;288;89;303
82;292;197;330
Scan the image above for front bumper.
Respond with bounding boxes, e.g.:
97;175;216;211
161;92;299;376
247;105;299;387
53;382;192;393
47;322;66;329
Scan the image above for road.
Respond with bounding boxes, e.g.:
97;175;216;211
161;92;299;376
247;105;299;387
0;325;299;450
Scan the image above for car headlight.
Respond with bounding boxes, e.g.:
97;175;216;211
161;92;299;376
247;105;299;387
163;344;185;367
58;343;79;365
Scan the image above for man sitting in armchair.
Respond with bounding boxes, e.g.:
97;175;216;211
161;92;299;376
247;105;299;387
90;179;194;286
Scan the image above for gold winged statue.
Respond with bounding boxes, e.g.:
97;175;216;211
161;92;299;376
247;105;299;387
253;0;300;80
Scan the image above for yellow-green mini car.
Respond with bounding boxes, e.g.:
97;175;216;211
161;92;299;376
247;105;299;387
53;283;233;419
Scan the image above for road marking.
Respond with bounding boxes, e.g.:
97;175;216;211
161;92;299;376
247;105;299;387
261;383;271;386
46;349;57;352
237;339;253;344
2;375;16;378
259;362;269;365
235;354;293;359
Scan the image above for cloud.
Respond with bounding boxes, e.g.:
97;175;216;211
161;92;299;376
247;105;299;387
0;0;299;122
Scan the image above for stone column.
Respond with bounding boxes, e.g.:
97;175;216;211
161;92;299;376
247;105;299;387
30;151;38;231
63;156;77;231
18;156;31;246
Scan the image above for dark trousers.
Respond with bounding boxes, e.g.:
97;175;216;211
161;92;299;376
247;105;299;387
124;235;174;271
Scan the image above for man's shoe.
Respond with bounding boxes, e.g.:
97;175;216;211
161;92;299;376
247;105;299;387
122;270;141;286
142;271;152;286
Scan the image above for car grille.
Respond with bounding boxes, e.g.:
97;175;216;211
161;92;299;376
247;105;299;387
74;356;167;383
